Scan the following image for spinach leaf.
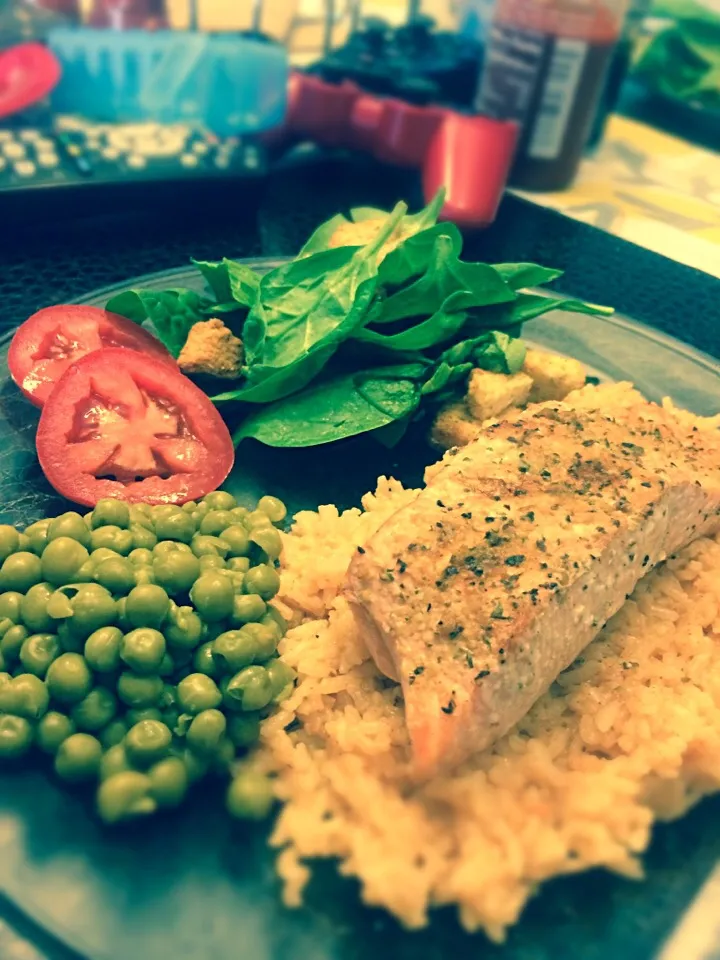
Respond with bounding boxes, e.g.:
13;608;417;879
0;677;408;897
492;263;564;290
355;308;470;352
377;222;464;289
298;213;350;258
375;234;516;325
420;331;526;398
191;258;260;310
105;288;212;357
234;365;423;447
242;202;408;379
213;344;337;405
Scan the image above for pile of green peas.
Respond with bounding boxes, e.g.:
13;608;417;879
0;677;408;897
0;491;294;824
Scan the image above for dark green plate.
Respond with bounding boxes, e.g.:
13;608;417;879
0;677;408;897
0;261;719;960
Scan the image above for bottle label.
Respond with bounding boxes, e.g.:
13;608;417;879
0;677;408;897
475;23;547;123
527;37;588;160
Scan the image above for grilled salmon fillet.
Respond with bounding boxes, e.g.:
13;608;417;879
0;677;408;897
346;390;720;778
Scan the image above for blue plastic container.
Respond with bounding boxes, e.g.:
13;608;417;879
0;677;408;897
47;28;288;135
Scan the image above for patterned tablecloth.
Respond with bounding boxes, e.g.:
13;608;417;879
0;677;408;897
516;115;720;279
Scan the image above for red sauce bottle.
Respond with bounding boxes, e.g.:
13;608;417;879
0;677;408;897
476;0;628;191
88;0;168;29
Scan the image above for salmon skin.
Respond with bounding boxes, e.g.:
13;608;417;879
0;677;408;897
346;391;720;778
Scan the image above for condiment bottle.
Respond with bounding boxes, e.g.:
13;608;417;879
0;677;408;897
88;0;168;29
476;0;629;191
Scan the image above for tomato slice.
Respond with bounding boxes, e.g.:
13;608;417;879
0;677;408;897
8;304;176;407
37;348;235;507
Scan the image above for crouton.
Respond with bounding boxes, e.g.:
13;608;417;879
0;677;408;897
523;348;587;402
466;368;533;422
430;401;483;451
177;318;243;380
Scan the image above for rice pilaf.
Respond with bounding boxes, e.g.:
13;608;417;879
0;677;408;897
256;384;720;941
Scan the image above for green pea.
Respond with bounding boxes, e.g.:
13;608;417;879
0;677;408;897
228;714;261;749
192;641;219;677
99;743;132;780
66;586;117;638
117;671;163;708
191;534;230;559
267;660;296;701
182;747;210;783
230;594;267;625
125;719;171;767
153;510;196;543
24;519;51;556
227;557;251;575
0;714;33;759
229;507;249;523
0;624;28;663
128;548;153;567
0;591;23;622
115;597;131;632
165;605;203;651
125;585;170;630
90;526;133;556
129;503;153;526
126;711;163;732
225;665;273;712
55;733;102;782
71;687;117;732
40;538;89;587
56;622;83;653
36;711;75;754
19;582;53;633
245;510;273;531
212;737;236;774
134;567;157;587
17;533;31;552
240;622;278;662
91;499;130;530
182;501;199;514
19;632;61;677
198;555;227;572
190;573;234;622
243;564;280;601
121;628;166;675
212;630;257;673
176;673;222;714
152;551;200;596
199;510;234;537
264;605;287;636
226;770;274;820
153;541;193;558
75;560;96;583
130;524;157;551
0;652;5;671
0;525;19;561
46;653;93;705
5;673;49;718
257;495;287;525
218;524;251;557
99;719;128;750
186;708;226;756
0;670;10;691
173;711;193;736
202;491;237;511
0;552;42;592
94;557;136;595
250;526;283;562
147;756;188;808
84;626;123;673
48;512;91;547
159;653;174;677
97;771;156;823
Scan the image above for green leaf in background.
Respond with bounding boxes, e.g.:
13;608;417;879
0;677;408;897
191;258;260;311
234;365;423;447
105;288;212;357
